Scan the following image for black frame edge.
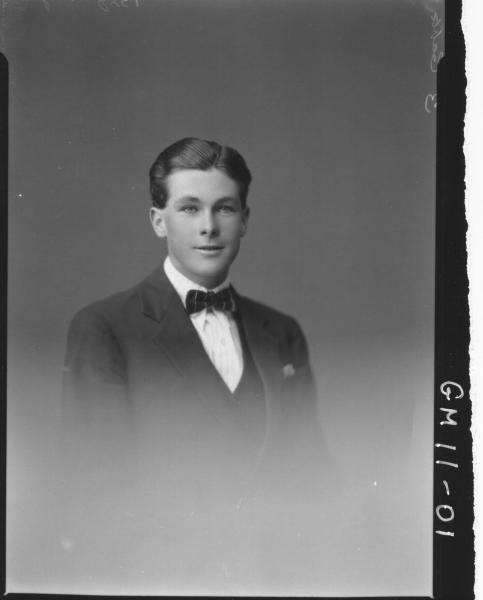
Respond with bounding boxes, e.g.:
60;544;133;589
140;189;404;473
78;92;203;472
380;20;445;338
1;50;9;598
433;0;473;599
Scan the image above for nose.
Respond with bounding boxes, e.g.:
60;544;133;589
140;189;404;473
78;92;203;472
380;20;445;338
200;209;219;237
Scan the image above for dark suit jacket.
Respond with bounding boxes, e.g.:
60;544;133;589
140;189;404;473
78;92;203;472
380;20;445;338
59;264;334;589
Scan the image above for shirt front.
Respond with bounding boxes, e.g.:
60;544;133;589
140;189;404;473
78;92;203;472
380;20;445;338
163;257;244;393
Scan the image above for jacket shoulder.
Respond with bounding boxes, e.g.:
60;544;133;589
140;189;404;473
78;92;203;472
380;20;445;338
68;286;138;330
65;286;139;356
69;267;166;326
237;294;301;332
64;277;160;370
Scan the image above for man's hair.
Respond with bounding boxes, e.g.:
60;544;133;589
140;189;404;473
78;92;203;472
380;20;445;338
149;137;252;209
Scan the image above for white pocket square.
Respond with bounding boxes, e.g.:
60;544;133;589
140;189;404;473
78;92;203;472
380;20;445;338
282;363;296;378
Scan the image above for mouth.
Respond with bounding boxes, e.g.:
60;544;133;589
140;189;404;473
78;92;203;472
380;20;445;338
194;245;224;252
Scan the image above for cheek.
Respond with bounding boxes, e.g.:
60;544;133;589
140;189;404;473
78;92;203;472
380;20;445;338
167;221;193;244
224;219;245;238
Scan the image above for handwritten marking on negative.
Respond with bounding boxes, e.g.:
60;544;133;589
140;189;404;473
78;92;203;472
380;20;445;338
425;9;444;112
42;0;141;12
98;0;140;12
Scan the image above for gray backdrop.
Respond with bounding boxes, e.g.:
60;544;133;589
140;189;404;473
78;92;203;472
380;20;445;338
5;0;438;595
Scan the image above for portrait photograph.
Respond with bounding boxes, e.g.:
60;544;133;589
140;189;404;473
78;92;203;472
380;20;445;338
3;0;447;596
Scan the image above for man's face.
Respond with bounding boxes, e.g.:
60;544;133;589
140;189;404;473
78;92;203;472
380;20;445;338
150;168;249;289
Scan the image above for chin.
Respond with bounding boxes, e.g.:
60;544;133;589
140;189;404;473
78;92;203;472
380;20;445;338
192;262;230;286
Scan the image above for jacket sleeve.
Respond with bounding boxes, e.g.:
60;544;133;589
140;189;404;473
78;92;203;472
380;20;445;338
61;305;135;463
59;307;136;545
63;307;127;402
58;308;139;573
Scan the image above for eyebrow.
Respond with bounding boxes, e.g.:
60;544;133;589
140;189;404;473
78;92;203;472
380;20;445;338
214;196;239;204
174;196;201;204
173;196;239;205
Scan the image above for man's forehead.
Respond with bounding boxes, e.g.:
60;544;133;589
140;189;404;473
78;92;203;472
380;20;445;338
166;168;241;201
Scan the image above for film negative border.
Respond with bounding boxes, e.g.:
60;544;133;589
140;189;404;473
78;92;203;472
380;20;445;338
433;0;473;599
1;50;8;598
0;0;471;598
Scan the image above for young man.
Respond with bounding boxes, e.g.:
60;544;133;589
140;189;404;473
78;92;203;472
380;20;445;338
60;138;332;591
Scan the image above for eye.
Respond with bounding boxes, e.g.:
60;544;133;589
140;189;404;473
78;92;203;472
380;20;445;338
180;205;198;214
217;205;237;214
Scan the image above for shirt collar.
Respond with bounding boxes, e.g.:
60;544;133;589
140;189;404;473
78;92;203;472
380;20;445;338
163;256;230;307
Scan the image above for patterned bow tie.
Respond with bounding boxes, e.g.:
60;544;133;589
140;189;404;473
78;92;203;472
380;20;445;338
185;288;236;315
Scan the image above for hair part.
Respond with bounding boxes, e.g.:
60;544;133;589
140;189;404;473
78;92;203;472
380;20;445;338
149;137;252;209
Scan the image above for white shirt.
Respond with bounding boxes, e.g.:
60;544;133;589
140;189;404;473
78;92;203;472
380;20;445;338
163;257;244;393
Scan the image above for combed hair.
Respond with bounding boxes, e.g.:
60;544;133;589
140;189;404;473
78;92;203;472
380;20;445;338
149;137;252;209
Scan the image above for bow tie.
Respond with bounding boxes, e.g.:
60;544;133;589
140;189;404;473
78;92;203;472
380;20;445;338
185;288;237;315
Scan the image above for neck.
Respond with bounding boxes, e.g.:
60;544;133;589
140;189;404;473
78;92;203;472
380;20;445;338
167;256;229;290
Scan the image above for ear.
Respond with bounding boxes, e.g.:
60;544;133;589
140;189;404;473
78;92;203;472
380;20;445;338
149;207;167;239
240;206;250;237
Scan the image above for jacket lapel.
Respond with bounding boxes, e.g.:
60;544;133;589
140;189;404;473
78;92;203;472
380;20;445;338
235;294;284;425
138;265;238;426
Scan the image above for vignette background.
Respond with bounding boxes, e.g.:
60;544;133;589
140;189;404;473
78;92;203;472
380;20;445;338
4;0;438;595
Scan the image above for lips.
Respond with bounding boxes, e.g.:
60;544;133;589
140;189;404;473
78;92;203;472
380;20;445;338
195;245;224;251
